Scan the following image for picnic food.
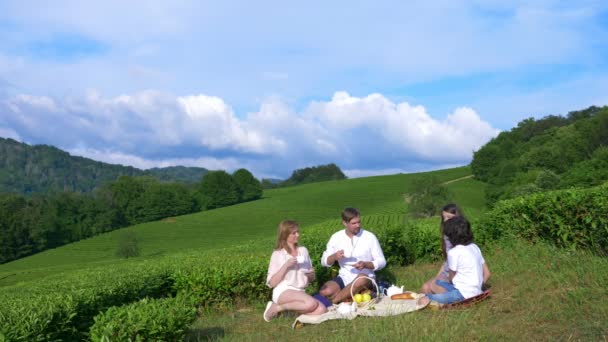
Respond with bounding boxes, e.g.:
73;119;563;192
390;292;415;300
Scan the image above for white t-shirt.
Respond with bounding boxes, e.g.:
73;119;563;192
321;229;386;286
447;243;485;299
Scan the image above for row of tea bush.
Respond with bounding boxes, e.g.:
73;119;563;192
2;183;606;340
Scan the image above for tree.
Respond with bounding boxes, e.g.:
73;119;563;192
281;163;346;186
408;176;452;218
232;168;263;202
197;171;240;209
116;231;140;258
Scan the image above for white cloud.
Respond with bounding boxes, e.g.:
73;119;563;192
2;90;500;177
8;94;59;113
67;147;242;172
305;92;499;161
0;127;21;140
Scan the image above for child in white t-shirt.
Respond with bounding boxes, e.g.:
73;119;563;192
424;216;490;304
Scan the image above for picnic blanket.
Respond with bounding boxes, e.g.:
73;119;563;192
292;296;428;328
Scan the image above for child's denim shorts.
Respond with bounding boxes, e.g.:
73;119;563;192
426;280;465;304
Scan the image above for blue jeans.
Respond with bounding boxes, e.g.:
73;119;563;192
426;280;465;304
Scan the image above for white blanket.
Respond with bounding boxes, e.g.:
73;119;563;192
292;296;428;328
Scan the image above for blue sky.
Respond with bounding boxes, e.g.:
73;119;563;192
1;1;607;179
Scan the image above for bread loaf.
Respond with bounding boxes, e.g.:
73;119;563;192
390;292;415;300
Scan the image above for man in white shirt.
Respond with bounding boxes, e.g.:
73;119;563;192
318;207;386;304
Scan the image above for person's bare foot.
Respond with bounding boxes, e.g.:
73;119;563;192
417;296;430;308
263;302;279;322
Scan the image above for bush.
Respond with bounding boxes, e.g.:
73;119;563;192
408;176;452;218
116;231;140;258
90;296;196;342
478;183;608;255
0;261;173;340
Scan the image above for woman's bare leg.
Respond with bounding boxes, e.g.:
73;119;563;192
277;290;328;315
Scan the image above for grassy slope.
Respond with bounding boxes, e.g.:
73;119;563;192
0;166;474;285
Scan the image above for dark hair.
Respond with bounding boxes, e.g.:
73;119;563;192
442;216;474;246
441;203;462;223
440;203;463;259
341;207;360;222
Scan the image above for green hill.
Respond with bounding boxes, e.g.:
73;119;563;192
471;105;608;204
0;166;476;286
0;137;208;195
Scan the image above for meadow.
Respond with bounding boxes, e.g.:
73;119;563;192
1;165;607;341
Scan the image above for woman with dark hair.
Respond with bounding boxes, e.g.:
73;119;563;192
420;203;464;294
263;220;327;322
423;216;491;304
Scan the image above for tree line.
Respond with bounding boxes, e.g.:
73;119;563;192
471;105;608;205
261;163;347;188
0;169;262;264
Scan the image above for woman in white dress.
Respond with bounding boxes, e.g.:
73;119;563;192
263;220;327;322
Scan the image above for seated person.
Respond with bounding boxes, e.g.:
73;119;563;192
422;216;491;305
264;220;327;322
318;207;386;304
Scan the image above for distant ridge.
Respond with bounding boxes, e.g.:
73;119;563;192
0;138;208;195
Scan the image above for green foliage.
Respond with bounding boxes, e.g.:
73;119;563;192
0;261;173;340
187;241;608;341
478;183;608;255
144;166;208;184
5;170;607;339
232;168;263;202
0;166;474;283
471;106;608;205
280;163;346;187
407;176;452;218
197;170;240;209
260;178;281;189
559;146;608;188
89;296;196;342
171;252;271;305
0;176;196;264
116;231;140;259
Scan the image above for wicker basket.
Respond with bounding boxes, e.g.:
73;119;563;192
349;276;380;309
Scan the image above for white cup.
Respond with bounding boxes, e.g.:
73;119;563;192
296;255;305;264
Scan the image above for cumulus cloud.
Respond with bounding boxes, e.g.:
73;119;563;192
305;92;499;161
1;90;499;177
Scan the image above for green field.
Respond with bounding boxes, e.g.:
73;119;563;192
0;166;474;286
2;165;605;341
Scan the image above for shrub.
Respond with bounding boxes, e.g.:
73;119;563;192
0;261;173;340
478;183;608;255
116;231;140;258
408;176;452;218
90;296;196;342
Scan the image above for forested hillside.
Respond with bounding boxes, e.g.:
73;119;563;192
0;138;208;195
279;163;347;187
471;105;608;205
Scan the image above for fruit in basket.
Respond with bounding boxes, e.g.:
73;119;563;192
362;293;372;302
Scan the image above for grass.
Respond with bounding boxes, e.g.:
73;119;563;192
0;166;475;286
2;165;606;340
185;239;608;341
